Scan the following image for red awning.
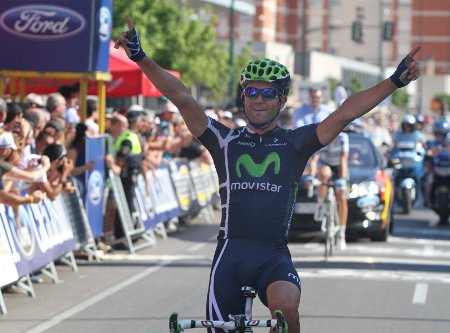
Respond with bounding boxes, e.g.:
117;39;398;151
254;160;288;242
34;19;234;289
106;42;180;97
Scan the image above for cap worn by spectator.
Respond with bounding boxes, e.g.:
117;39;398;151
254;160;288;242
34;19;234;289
0;131;18;150
128;104;145;113
25;93;44;108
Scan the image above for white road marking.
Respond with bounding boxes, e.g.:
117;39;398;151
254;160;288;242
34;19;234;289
99;253;213;261
187;243;207;252
299;269;450;284
23;262;170;333
412;283;428;304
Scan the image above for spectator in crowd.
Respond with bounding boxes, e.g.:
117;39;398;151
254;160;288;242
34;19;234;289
333;82;348;107
3;102;24;133
25;93;44;109
85;97;100;136
0;97;7;126
58;84;80;126
46;92;66;120
27;143;75;200
34;131;55;155
43;118;65;144
67;123;95;197
292;88;333;128
218;110;235;128
46;92;71;145
278;109;293;129
174;123;211;165
109;111;143;242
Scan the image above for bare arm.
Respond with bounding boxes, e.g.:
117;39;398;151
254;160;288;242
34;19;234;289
115;17;208;137
317;46;421;145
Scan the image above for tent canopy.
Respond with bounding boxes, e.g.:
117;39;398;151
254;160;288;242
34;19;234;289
107;42;181;98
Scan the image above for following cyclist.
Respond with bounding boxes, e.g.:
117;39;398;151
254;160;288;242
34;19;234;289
114;17;421;333
309;131;349;250
296;88;349;251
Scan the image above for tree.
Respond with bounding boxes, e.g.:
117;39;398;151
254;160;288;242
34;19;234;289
392;89;409;108
113;0;229;102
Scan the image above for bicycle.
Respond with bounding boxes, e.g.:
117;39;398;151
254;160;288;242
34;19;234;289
169;286;287;332
305;177;339;261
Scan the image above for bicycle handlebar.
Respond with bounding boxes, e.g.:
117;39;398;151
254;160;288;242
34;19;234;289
178;319;278;330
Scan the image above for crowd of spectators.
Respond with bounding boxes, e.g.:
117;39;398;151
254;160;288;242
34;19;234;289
0;85;250;254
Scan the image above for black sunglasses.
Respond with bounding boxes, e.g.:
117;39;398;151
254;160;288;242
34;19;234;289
243;86;283;100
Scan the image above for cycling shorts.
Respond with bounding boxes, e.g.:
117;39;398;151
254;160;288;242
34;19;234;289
206;239;301;326
329;165;348;190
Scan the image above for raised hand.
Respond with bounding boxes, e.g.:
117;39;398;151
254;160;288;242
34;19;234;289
114;16;146;62
390;46;421;88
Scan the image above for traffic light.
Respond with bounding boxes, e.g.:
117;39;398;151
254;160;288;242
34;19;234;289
382;21;394;41
352;20;363;43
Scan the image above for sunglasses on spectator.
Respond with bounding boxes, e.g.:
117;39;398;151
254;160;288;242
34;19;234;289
243;87;283;100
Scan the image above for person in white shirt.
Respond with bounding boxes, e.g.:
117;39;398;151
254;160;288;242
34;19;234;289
292;88;333;128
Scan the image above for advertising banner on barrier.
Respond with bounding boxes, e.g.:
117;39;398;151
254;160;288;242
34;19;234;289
0;0;113;72
189;161;215;208
146;166;180;223
168;159;198;216
85;137;106;238
0;211;19;288
0;198;76;278
134;173;160;229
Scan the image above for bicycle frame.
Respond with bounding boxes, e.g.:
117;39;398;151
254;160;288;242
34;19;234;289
305;178;339;260
169;286;287;332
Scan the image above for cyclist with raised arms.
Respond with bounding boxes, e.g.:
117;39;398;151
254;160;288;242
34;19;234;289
115;17;421;333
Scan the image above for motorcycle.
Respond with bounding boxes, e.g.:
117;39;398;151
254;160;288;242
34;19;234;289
387;140;425;214
429;149;450;225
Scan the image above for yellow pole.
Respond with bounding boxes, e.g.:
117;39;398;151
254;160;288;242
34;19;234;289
0;77;4;97
98;80;106;134
79;79;88;123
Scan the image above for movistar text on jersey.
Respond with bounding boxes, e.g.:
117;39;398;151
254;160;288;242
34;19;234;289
231;181;282;192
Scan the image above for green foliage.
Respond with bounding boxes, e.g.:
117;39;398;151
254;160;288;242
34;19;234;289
349;76;362;94
392;89;409;108
113;0;229;95
327;77;339;97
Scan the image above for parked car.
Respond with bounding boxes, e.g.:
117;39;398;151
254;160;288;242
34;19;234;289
290;130;394;242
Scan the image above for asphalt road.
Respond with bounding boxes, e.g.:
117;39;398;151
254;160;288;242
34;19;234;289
2;204;450;333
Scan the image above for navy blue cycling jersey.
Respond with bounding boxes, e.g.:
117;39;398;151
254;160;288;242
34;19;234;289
197;117;323;244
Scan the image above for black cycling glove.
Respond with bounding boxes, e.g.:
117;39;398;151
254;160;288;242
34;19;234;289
125;28;146;62
390;54;415;88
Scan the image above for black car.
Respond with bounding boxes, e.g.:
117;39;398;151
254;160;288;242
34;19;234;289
290;131;394;242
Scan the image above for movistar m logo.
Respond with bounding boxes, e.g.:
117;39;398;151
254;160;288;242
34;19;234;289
236;152;280;178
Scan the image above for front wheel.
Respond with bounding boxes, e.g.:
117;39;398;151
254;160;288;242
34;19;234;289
401;188;412;214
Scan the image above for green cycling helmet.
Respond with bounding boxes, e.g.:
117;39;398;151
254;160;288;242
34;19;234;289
240;58;291;95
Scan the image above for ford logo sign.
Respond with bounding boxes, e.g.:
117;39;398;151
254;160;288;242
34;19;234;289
0;5;86;40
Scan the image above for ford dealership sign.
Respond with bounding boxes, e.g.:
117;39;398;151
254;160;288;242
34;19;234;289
0;5;86;40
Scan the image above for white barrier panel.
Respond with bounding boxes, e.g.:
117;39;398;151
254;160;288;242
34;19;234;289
0;198;77;279
0;208;19;288
145;166;180;221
